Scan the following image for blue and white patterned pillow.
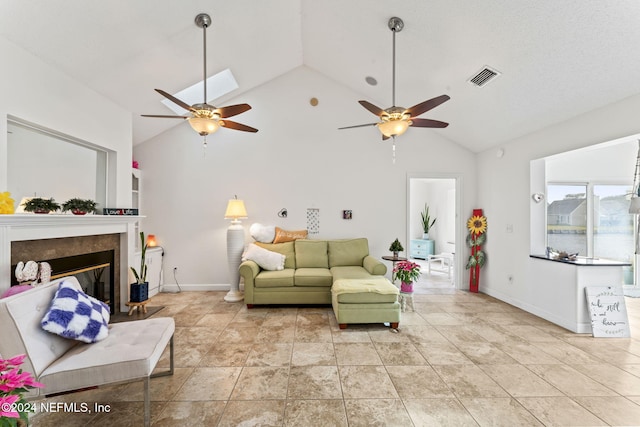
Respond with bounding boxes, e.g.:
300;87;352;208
41;280;110;343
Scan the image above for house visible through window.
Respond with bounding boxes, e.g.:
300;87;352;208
547;183;633;263
547;184;587;256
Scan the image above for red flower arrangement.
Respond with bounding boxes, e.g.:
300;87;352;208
1;354;44;426
392;260;421;285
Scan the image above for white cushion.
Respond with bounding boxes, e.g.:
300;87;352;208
39;317;174;394
242;243;285;271
250;223;276;243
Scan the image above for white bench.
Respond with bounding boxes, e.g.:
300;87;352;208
0;276;174;427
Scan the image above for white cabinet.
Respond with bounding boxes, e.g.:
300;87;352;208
133;246;163;297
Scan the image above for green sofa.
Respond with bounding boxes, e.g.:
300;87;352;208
239;238;388;307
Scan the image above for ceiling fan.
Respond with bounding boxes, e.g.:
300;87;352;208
339;17;449;140
142;13;258;144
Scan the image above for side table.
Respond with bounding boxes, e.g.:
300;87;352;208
382;255;407;284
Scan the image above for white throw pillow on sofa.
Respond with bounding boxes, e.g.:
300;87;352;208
250;223;276;243
242;243;285;271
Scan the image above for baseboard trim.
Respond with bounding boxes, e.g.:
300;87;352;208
160;284;230;292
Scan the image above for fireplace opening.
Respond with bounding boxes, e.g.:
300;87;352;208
12;250;115;314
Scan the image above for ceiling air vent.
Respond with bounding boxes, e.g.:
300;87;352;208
468;66;500;87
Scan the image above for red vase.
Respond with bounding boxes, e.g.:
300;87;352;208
400;282;414;293
72;209;87;215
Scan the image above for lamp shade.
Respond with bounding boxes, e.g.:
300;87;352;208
377;119;410;137
188;117;220;136
146;234;157;247
225;199;248;219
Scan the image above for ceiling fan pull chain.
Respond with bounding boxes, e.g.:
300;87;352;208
392;136;396;164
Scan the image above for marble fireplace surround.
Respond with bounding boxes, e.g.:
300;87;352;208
0;215;139;313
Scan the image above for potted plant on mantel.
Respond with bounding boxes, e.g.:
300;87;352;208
420;203;437;240
129;232;148;302
62;198;97;215
21;197;60;214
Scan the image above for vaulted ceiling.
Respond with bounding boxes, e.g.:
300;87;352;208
2;0;640;152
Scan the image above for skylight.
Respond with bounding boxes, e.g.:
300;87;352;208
161;68;239;114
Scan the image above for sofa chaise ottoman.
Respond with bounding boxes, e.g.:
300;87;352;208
239;237;388;306
239;237;401;328
331;277;400;329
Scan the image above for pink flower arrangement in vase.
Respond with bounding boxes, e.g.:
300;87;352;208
392;260;421;293
1;354;44;425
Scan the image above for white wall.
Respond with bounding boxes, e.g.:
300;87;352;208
476;92;640;309
546;137;636;183
0;37;132;207
134;66;477;286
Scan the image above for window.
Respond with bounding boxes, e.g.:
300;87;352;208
593;184;634;262
547;184;587;256
547;183;633;262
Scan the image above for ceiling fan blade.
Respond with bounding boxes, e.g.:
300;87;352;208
219;120;258;133
155;89;196;113
410;118;449;128
358;100;386;117
215;104;252;118
338;123;378;130
141;114;188;119
407;95;450;117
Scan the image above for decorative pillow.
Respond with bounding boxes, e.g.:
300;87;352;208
250;223;276;243
242;243;286;271
0;284;33;299
273;227;308;243
41;280;110;343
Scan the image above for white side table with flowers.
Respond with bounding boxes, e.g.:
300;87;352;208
392;260;421;312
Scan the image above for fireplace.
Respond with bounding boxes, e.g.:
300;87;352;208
1;215;139;314
12;250;115;314
12;235;120;313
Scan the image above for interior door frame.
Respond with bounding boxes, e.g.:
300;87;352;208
407;172;464;290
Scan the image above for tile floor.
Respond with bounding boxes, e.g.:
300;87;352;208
31;274;640;426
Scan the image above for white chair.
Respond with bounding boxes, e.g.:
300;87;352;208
0;276;174;427
426;253;454;278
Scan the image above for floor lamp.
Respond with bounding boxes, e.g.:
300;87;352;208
224;196;247;302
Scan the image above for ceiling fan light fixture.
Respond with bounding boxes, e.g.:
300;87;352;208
188;117;220;136
378;119;410;137
142;13;257;143
338;16;449;151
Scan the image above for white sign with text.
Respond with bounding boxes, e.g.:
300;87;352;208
584;286;630;338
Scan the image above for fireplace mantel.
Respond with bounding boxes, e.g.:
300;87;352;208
0;214;140;312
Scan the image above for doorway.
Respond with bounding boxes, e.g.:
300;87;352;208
407;174;460;289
